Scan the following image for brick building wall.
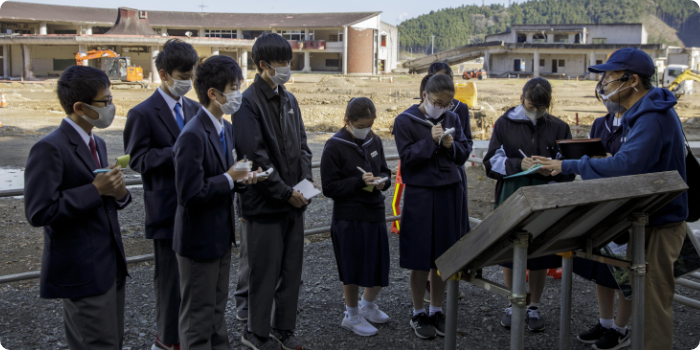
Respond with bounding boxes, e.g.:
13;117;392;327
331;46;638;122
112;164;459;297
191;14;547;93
347;26;374;74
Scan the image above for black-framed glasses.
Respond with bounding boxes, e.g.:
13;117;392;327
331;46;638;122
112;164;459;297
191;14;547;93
91;95;113;106
427;95;454;110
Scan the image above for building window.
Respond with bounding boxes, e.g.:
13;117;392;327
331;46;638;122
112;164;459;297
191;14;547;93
539;59;545;67
554;34;568;43
593;38;607;44
533;34;546;43
205;30;236;39
53;59;74;71
381;34;387;47
329;34;338;41
517;34;527;43
596;60;603;65
326;59;340;67
514;59;525;72
558;59;565;67
54;29;77;35
281;30;304;41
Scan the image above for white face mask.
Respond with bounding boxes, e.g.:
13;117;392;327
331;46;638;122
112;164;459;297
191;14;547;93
348;122;371;140
166;73;192;97
523;107;546;121
216;89;242;115
266;62;291;85
423;95;446;119
81;103;116;129
604;100;626;115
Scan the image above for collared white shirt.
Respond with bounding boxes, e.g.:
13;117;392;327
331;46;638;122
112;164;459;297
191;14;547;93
201;108;234;189
64;117;100;164
64;117;130;203
157;87;185;122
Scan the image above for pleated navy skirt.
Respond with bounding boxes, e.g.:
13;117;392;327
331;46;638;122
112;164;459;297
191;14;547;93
330;220;390;287
572;257;620;290
399;183;465;272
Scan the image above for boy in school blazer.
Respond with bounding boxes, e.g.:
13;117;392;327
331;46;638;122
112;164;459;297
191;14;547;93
172;55;259;350
25;66;131;350
123;39;199;350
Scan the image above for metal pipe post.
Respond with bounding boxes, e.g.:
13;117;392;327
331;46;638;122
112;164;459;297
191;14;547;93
630;213;647;350
559;255;573;350
444;279;459;350
510;232;529;350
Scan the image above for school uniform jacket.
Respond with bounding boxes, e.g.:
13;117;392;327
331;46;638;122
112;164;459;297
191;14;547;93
320;128;392;222
483;106;576;202
590;113;624;155
172;108;244;260
25;120;131;299
233;75;313;220
123;91;200;239
451;99;474;159
393;104;470;187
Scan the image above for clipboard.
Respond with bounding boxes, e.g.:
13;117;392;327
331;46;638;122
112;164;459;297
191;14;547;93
504;164;542;179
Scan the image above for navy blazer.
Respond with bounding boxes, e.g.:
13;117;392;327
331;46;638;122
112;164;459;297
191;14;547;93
124;91;200;239
590;113;624;156
24;120;131;299
172;108;243;259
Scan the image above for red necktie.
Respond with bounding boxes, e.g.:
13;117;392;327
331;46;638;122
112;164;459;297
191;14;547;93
88;137;100;168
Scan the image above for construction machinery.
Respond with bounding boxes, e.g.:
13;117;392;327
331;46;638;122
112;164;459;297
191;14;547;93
666;68;700;99
462;68;487;80
75;50;144;82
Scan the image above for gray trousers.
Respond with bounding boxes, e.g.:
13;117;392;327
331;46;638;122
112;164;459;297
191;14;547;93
153;239;180;345
247;210;305;338
234;222;249;313
62;273;125;350
177;248;231;350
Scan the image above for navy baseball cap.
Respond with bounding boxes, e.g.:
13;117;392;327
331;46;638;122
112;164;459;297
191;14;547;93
588;47;655;77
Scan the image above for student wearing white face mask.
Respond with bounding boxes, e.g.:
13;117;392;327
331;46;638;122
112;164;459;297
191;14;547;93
320;97;393;337
482;77;575;333
393;74;471;340
123;38;200;350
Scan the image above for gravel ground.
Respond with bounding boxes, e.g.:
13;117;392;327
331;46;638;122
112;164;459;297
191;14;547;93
1;134;699;350
1;236;699;350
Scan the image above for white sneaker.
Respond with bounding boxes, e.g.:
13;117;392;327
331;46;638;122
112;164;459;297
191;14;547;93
360;303;390;324
341;312;378;337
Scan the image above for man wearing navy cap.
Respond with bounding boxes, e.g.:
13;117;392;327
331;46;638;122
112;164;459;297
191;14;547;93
538;47;688;350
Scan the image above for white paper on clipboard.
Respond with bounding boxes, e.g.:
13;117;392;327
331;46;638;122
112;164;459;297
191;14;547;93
293;179;321;200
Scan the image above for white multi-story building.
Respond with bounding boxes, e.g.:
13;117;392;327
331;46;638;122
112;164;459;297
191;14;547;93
0;1;399;80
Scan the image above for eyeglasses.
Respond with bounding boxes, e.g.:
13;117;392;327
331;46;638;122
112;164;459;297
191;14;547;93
91;95;113;106
427;95;454;110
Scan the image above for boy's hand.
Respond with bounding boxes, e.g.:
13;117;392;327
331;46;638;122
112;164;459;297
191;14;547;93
93;165;125;198
362;172;376;186
227;161;250;181
288;190;308;208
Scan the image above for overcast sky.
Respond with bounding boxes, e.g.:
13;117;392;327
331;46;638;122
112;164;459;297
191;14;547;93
12;0;525;26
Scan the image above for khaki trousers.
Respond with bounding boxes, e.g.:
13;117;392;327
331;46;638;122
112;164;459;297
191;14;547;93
639;222;686;350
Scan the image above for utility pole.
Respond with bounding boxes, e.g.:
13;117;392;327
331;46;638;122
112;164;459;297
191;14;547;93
430;35;436;55
198;2;207;12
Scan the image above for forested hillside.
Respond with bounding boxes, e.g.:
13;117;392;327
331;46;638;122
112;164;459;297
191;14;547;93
398;0;700;52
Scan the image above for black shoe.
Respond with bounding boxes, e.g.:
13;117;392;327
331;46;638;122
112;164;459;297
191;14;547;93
429;312;446;337
525;307;545;332
270;328;303;350
593;328;631;350
577;322;607;344
237;309;249;321
410;312;436;339
241;330;280;350
500;306;512;328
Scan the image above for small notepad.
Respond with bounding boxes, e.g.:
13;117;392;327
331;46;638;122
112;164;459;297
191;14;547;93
504;164;542;179
293;179;321;200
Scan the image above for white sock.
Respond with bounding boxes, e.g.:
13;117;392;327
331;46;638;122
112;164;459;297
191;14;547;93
413;308;426;317
529;302;541;309
429;305;443;316
600;318;614;329
346;305;359;318
612;323;627;335
359;296;373;308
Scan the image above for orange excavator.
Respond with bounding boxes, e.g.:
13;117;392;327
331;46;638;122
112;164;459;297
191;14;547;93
75;49;143;82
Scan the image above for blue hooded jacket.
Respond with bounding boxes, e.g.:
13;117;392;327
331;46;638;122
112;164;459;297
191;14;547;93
562;87;688;227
